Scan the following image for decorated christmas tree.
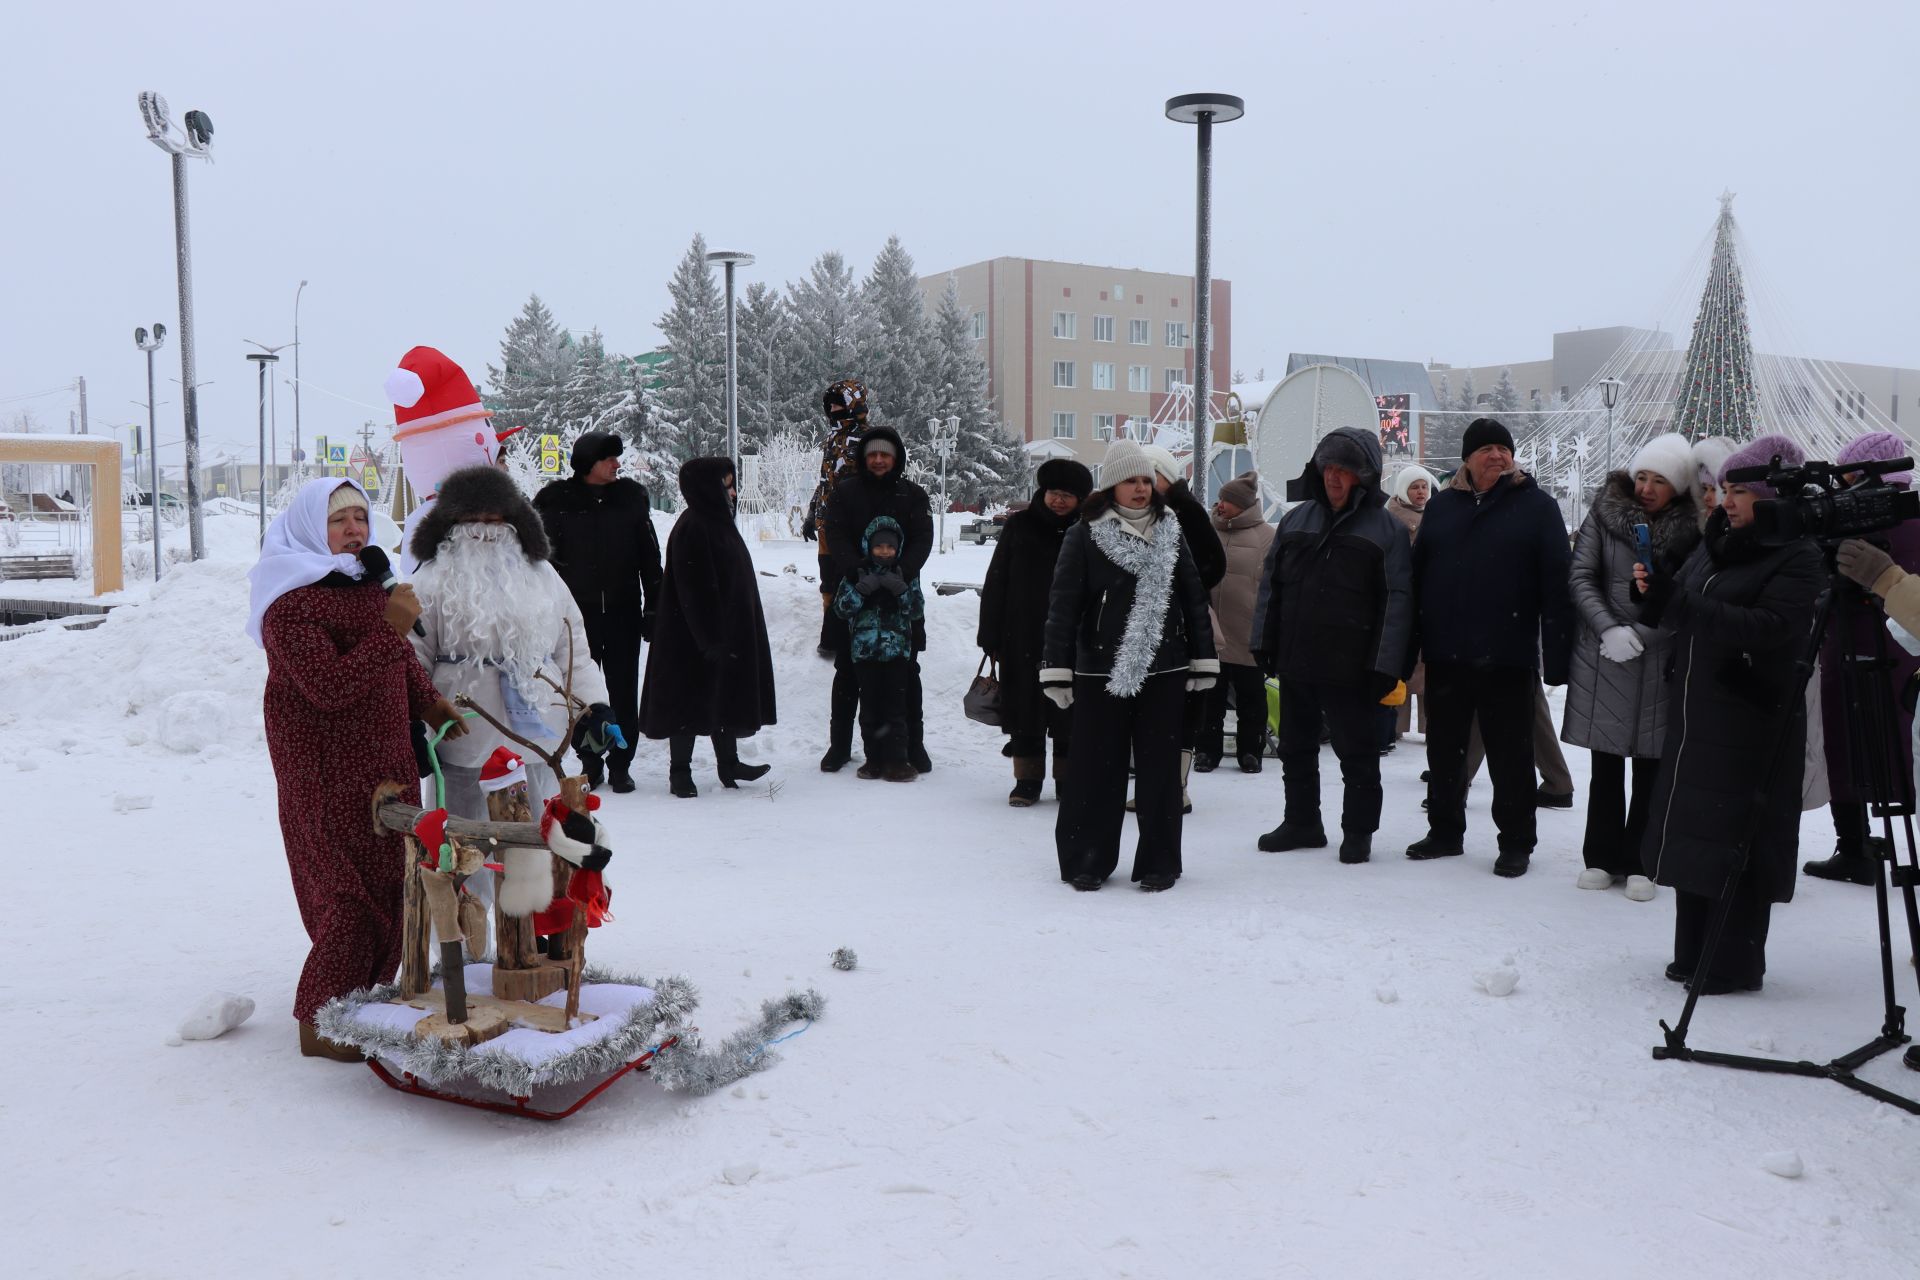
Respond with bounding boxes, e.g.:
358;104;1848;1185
1672;192;1759;441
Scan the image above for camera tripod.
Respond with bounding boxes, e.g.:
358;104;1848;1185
1653;558;1920;1115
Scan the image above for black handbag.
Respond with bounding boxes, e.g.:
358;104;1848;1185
963;656;1003;726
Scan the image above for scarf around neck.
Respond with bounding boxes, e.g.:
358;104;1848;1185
1089;511;1183;697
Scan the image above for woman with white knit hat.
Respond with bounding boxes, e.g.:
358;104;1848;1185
1560;432;1700;901
1041;439;1218;892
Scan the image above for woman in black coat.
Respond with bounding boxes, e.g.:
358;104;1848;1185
977;459;1095;807
1040;441;1218;892
638;457;776;798
1634;435;1824;994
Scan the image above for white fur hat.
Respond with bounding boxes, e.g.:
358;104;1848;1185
1387;465;1437;504
1141;444;1184;485
1627;432;1696;498
1099;439;1157;490
1689;435;1739;497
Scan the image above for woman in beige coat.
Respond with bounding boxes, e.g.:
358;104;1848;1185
1386;466;1435;736
1196;472;1276;772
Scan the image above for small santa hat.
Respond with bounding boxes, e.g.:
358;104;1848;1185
413;808;452;870
384;346;492;441
477;746;527;793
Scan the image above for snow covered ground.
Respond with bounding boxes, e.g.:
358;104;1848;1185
4;514;1918;1278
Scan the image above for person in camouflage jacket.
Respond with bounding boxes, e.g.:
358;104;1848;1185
832;515;924;781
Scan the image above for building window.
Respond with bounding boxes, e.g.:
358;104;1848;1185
1129;318;1150;345
1128;364;1151;393
1052;412;1076;439
1092;315;1115;343
1093;413;1116;441
1053;360;1075;388
1165;367;1186;392
1165;321;1189;348
970;312;986;341
1092;362;1116;391
1052;311;1077;340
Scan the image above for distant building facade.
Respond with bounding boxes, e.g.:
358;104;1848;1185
919;257;1231;465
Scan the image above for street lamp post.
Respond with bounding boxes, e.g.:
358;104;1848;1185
245;338;295;500
929;414;960;553
134;323;167;580
1599;377;1624;476
1165;92;1244;508
706;250;755;477
139;91;214;560
293;280;307;479
245;352;280;540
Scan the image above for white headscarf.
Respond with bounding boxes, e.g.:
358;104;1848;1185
245;478;371;646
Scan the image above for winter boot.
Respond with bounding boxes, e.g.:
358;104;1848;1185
883;761;919;782
1405;832;1465;860
715;738;770;788
581;754;606;791
1009;757;1045;807
1338;831;1372;864
1804;842;1877;886
1069;873;1103;892
608;766;637;794
820;745;853;772
299;1021;365;1063
668;769;698;799
1576;868;1618;890
1258;820;1328;852
1493;849;1532;878
1237;753;1263;774
1138;874;1177;893
1192;752;1219;774
856;761;885;780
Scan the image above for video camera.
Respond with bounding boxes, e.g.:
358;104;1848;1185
1730;453;1920;545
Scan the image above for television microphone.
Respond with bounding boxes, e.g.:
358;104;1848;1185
358;545;425;636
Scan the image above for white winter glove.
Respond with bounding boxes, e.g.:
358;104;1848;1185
1186;676;1216;692
1040;667;1074;711
1044;685;1074;711
1185;658;1219;693
1599;626;1644;664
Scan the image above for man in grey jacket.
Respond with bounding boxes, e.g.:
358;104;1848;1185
1250;428;1414;864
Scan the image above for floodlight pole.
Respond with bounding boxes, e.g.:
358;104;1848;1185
293;280;307;479
707;250;755;478
141;91;213;560
135;324;167;579
1166;92;1244;508
246;353;279;541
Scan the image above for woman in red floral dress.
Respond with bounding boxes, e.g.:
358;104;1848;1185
248;479;463;1059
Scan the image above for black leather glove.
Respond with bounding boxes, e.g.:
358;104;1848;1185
573;703;621;756
801;521;817;543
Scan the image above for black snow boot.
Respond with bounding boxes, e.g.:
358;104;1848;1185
1258;820;1328;853
1339;832;1372;864
582;754;606;791
1237;753;1263;774
1493;849;1531;878
1069;873;1103;892
1405;833;1464;860
1009;756;1045;807
1138;874;1177;893
1192;752;1218;774
668;769;698;799
1804;842;1877;886
608;766;636;794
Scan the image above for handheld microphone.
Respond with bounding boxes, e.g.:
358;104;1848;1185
358;545;425;636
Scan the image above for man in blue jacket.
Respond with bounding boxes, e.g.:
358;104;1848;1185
1406;418;1573;877
1250;427;1413;865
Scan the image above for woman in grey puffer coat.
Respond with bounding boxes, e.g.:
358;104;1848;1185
1561;433;1700;898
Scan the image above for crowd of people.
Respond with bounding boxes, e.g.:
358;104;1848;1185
248;357;1920;1055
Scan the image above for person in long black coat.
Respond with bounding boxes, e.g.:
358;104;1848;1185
1634;435;1825;994
824;424;935;772
638;457;776;798
1041;440;1218;893
977;459;1095;806
534;430;663;793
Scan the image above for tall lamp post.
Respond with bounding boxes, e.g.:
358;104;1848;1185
245;338;295;499
706;249;755;477
293;280;307;479
138;91;214;560
1164;92;1244;508
929;414;960;553
1599;377;1624;476
134;324;167;580
245;352;280;540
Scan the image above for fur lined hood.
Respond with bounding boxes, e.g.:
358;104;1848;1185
1589;470;1698;558
409;465;550;564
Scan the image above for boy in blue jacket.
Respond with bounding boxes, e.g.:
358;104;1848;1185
833;516;925;781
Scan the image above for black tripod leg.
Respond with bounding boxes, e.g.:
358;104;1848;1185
1655;882;1739;1058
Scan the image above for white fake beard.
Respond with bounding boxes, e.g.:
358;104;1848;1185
414;523;563;701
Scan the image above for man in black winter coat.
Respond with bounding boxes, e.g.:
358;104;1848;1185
533;431;664;793
825;424;936;772
1250;427;1412;864
1406;418;1574;876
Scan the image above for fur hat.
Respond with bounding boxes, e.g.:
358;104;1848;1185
326;483;367;516
1141;445;1184;486
1099;439;1156;490
1626;432;1696;497
570;430;623;476
1036;458;1095;501
1836;430;1914;488
1218;471;1261;510
409;465;550;564
1461;417;1515;458
1719;434;1804;499
1387;465;1437;504
1691;436;1738;495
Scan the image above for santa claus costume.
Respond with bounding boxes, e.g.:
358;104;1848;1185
407;466;608;823
384;346;501;578
250;478;445;1039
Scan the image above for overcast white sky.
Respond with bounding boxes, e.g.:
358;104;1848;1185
2;0;1914;460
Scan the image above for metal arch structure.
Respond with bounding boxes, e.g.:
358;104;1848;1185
0;434;124;594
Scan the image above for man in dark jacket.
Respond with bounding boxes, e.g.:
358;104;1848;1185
533;430;663;793
1406;418;1574;877
825;423;936;772
1249;427;1413;864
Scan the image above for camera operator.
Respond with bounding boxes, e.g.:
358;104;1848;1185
1632;435;1825;995
1805;433;1920;885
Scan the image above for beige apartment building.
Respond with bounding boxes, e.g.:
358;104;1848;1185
919;257;1232;465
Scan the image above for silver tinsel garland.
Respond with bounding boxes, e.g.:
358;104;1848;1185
649;989;827;1096
1088;514;1182;697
